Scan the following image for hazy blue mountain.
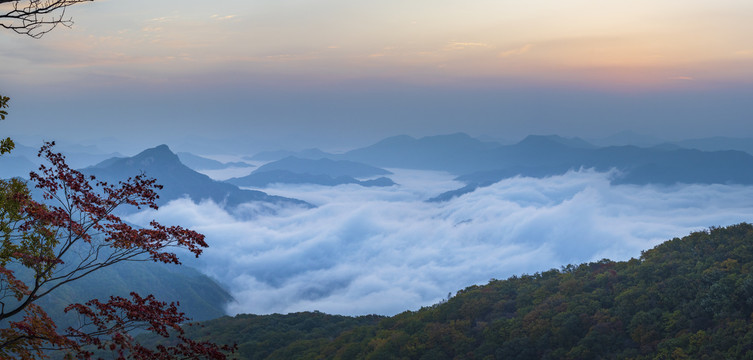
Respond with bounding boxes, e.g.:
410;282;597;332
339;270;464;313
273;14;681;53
488;138;753;184
11;142;123;169
1;142;122;179
227;170;396;188
248;148;335;161
649;143;684;151
422;135;753;201
340;133;501;173
45;261;230;327
609;149;753;185
0;153;37;179
340;133;753;191
228;156;395;187
65;152;125;169
588;130;665;147
7;260;233;333
2;142;43;162
427;183;483;202
85;145;312;211
177;151;253;170
537;134;596;149
669;136;753;156
339;134;589;174
254;156;392;178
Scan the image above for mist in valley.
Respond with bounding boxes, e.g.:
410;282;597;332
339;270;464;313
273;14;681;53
124;166;753;316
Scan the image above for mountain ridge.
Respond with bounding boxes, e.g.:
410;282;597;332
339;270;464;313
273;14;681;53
84;144;313;213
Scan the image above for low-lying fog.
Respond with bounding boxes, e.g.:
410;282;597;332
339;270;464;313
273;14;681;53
125;169;753;316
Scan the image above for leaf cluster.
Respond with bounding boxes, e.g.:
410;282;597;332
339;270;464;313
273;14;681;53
0;94;12;155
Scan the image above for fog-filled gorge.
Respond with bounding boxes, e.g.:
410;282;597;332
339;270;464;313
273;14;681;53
124;168;753;316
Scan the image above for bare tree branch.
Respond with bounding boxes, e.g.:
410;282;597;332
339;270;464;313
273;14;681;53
0;0;93;38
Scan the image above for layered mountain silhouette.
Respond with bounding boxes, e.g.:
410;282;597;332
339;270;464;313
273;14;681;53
9;135;753;204
177;152;253;171
469;136;753;185
340;133;501;174
253;156;391;178
0;142;123;179
331;133;753;201
247;148;335;162
228;170;395;188
669;136;753;156
227;156;395;188
0;153;37;179
84;145;312;211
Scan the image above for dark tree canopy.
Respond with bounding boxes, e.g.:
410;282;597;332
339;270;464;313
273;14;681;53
0;0;92;38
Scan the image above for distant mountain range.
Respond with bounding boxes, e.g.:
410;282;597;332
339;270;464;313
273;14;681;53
247;148;336;162
324;133;753;201
0;153;37;178
227;156;395;188
339;133;753;180
177;152;253;171
669;136;753;156
0;142;123;179
6;134;753;203
587;130;665;147
340;133;501;174
227;170;396;188
254;156;391;177
84;145;312;212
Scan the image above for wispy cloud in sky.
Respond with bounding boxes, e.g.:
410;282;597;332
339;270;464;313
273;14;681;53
210;14;237;21
4;0;753;89
125;170;753;316
499;44;533;58
445;42;490;51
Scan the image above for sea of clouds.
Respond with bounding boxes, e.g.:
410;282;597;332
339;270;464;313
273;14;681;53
125;169;753;316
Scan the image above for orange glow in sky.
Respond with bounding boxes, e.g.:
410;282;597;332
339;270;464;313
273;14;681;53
2;0;753;91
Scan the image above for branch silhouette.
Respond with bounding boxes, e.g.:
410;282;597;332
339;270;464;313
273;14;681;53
0;0;93;38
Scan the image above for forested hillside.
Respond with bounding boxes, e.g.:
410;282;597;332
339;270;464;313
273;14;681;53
174;223;753;359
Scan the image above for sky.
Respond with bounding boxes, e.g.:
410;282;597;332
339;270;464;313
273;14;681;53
2;0;753;153
125;169;753;315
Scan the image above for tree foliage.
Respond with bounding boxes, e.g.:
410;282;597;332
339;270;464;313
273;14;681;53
139;312;384;360
181;223;753;359
0;95;12;155
0;95;233;358
0;0;92;38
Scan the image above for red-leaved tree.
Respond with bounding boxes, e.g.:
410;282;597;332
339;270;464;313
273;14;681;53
0;140;234;358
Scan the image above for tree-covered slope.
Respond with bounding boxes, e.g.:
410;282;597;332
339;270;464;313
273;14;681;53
178;223;753;359
138;312;383;360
